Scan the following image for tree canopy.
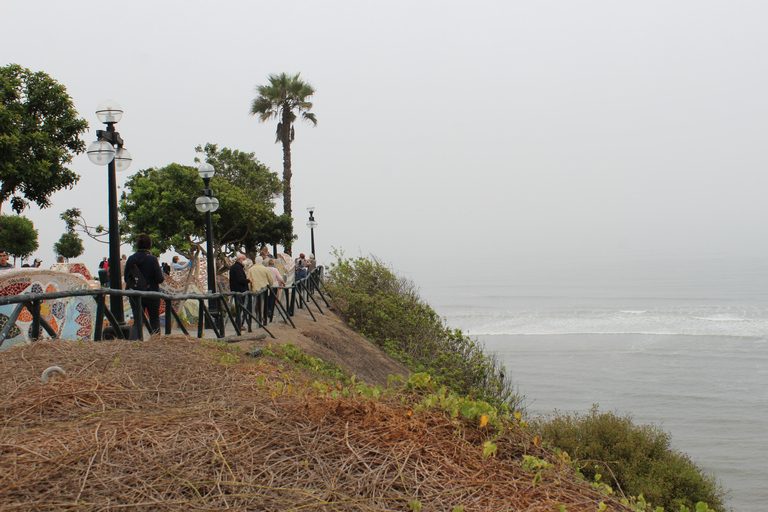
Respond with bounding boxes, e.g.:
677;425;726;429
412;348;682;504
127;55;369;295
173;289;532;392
59;207;107;244
53;232;84;261
0;214;38;261
250;72;317;252
120;145;292;269
0;64;88;214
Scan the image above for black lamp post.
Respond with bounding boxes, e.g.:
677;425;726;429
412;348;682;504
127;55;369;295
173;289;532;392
195;163;219;327
306;206;317;257
87;100;132;329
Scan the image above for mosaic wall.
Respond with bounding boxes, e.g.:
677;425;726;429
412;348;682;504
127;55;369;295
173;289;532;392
0;269;96;351
50;262;93;281
0;255;299;348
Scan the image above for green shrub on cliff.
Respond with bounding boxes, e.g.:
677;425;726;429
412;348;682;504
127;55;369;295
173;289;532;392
533;406;726;512
325;251;520;408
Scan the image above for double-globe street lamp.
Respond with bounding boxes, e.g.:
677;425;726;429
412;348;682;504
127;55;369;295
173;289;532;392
195;163;219;328
87;101;132;333
306;206;317;258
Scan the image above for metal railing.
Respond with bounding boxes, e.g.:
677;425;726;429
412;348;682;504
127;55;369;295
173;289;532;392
0;266;330;349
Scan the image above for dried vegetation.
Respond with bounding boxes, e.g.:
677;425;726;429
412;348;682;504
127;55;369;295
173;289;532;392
0;336;631;511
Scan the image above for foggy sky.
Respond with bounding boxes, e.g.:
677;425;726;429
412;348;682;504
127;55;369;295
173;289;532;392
2;1;767;282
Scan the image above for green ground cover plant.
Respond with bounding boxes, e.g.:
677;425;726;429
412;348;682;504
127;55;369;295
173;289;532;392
325;251;520;408
532;406;726;512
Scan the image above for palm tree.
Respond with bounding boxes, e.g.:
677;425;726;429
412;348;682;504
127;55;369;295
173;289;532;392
250;73;317;229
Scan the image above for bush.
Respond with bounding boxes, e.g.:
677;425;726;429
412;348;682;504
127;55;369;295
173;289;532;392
0;214;38;260
325;250;521;408
533;406;726;512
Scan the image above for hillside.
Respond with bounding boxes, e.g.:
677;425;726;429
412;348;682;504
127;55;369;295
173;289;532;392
0;309;634;511
226;303;411;387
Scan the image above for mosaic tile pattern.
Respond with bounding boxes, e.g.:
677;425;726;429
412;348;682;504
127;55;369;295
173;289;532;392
0;269;95;350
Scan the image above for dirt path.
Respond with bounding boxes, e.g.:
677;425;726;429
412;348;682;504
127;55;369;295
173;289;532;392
222;303;410;386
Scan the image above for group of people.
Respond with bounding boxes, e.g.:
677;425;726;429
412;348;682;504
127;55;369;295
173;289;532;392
228;248;316;325
229;250;283;324
0;238;316;340
0;248;63;271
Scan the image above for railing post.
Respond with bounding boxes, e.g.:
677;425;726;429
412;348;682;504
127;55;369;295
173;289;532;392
30;300;41;341
136;296;144;341
165;298;173;335
95;294;106;341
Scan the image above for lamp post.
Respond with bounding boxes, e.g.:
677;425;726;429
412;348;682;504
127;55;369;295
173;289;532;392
306;206;318;257
87;100;132;330
195;163;219;327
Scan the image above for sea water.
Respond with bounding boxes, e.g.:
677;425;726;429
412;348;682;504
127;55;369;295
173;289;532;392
419;257;768;512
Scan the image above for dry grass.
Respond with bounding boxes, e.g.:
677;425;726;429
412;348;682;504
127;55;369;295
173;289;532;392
0;337;632;511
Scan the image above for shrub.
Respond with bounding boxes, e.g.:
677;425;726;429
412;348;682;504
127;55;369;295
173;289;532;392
325;250;521;408
532;406;726;512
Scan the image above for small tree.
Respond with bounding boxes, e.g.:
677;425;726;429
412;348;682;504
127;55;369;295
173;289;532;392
0;214;39;263
60;207;108;244
121;144;285;269
53;232;84;261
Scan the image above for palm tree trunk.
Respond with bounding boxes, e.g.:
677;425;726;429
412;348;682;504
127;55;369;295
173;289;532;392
282;138;292;220
281;106;293;255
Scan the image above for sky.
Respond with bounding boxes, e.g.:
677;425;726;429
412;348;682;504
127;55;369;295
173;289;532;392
2;1;768;283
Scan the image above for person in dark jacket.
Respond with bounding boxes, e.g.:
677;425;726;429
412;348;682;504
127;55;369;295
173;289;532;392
229;253;251;327
124;233;165;339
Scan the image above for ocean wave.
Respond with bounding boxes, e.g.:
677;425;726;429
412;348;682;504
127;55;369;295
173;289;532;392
691;315;745;322
440;307;768;337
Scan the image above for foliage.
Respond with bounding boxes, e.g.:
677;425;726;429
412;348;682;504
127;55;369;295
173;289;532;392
325;250;519;408
194;143;282;205
251;71;317;247
120;145;285;266
60;207;107;244
120;163;203;256
263;342;351;383
194;143;292;253
532;406;726;512
0;214;38;260
53;231;84;260
0;64;88;214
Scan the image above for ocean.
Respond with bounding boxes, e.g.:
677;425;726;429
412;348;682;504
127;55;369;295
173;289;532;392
418;256;768;512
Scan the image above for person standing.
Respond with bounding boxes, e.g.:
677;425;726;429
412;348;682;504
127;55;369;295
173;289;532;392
229;254;251;326
124;233;165;340
295;253;308;280
248;256;274;290
0;249;14;271
259;246;273;265
172;255;191;271
120;254;127;288
266;258;285;321
248;256;274;323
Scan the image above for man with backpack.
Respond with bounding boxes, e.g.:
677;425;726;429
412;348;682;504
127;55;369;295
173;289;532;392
124;233;165;340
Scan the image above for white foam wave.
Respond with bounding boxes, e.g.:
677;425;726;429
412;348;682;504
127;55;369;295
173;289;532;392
442;307;768;337
692;315;745;322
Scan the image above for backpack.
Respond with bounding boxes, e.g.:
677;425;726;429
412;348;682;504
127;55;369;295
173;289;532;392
125;264;149;291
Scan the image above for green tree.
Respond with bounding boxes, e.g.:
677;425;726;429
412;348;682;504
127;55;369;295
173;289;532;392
0;64;88;214
194;144;292;253
53;232;84;261
250;72;317;251
0;214;38;262
60;207;108;244
120;144;287;271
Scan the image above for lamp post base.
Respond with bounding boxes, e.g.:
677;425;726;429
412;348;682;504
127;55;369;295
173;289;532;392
102;324;131;340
